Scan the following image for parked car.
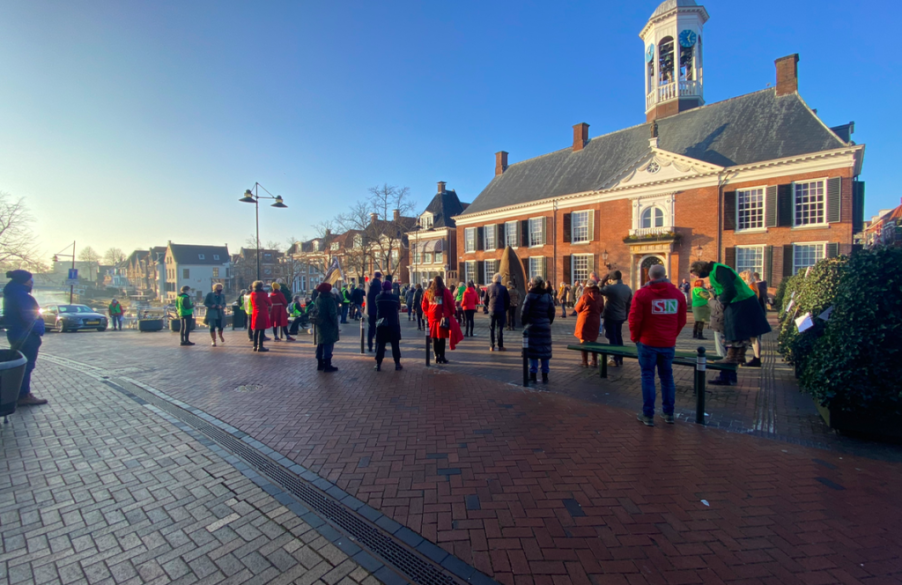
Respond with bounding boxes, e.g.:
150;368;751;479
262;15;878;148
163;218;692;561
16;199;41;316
41;304;108;332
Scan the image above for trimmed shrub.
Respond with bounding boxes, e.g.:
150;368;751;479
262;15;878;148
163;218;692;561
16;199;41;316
801;248;902;417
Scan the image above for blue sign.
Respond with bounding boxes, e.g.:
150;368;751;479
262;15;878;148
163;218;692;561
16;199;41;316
68;268;78;280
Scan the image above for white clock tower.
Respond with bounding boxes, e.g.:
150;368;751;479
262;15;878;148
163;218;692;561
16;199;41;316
640;0;709;122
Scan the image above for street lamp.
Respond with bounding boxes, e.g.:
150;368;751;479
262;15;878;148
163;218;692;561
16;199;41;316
696;244;704;260
239;183;288;281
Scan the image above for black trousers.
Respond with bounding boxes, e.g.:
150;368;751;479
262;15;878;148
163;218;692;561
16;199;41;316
507;307;516;329
367;315;377;349
490;313;505;348
253;329;265;349
604;318;625;365
376;339;401;364
432;337;446;360
464;310;476;336
180;318;192;343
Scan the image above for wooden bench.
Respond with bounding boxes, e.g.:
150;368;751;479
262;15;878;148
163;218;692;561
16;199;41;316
566;342;738;424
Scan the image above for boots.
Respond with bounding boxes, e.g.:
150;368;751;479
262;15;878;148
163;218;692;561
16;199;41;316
317;359;324;371
219;331;226;344
697;324;706;340
529;372;537;383
691;322;698;339
715;347;741;364
542;372;549;384
211;332;218;347
581;351;589;368
736;345;749;366
743;357;762;368
323;360;338;373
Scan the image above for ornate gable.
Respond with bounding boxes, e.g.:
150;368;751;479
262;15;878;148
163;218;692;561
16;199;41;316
610;147;723;191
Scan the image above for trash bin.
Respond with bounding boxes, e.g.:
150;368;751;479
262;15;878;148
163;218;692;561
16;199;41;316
232;306;247;329
0;349;27;420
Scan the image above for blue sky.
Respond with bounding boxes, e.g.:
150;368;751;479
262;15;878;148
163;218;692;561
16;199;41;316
1;0;897;259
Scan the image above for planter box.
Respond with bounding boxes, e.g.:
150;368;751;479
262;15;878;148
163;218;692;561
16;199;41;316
814;399;902;439
138;319;163;332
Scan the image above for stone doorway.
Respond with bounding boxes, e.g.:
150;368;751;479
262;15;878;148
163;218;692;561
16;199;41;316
639;255;664;286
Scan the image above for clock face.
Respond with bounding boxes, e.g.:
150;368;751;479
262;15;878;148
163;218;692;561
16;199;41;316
679;29;697;48
645;44;655;63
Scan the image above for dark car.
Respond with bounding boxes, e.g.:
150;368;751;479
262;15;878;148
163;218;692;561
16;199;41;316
41;304;108;332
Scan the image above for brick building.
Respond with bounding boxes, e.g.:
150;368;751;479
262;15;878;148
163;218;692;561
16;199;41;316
407;182;468;285
454;0;865;291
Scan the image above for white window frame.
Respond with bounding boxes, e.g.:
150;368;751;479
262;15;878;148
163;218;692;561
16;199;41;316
793;242;826;275
484;225;496;251
736;186;767;232
424;252;432;264
528;257;544;280
793;178;828;228
420;214;433;229
571;211;590;244
464;228;476;253
640;207;665;229
528;218;544;248
435;250;443;265
735;245;765;277
572;254;591;283
465;261;476;283
212;268;220;278
504;221;519;248
484;260;497;285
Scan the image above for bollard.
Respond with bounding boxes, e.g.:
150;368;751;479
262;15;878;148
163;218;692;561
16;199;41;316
695;346;707;425
522;333;529;387
425;326;431;367
313;323;317;346
360;315;365;354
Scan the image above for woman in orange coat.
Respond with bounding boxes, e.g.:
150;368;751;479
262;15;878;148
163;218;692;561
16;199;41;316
574;279;605;368
422;275;457;364
461;280;480;337
250;281;273;352
269;283;293;342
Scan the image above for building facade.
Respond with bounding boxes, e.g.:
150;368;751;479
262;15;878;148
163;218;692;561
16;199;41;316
454;0;865;292
408;182;467;286
160;243;231;302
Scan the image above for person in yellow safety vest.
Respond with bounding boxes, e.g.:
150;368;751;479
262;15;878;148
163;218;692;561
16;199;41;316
288;295;305;335
108;298;124;331
340;284;351;324
243;289;254;341
175;286;195;346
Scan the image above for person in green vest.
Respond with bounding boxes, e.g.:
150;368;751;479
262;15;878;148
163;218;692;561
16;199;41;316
690;261;771;373
288;294;305;335
108;298;124;331
690;279;711;340
243;289;254;342
340;282;351;324
175;285;195;346
455;281;466;322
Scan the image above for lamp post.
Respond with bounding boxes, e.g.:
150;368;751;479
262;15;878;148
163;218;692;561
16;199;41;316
239;183;287;281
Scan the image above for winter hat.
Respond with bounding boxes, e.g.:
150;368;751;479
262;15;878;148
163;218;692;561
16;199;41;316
315;282;332;293
382;281;392;292
373;271;383;279
6;269;32;284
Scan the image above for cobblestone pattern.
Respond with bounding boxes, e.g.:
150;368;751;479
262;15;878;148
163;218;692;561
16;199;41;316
29;326;902;584
0;362;377;585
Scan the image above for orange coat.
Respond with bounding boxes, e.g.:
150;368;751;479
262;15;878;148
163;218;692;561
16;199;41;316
574;285;604;343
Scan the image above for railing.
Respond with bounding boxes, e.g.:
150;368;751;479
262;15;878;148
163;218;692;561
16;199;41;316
646;80;702;110
629;226;675;237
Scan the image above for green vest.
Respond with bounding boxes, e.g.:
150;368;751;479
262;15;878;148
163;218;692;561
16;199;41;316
708;263;755;304
289;302;303;317
243;294;252;314
691;287;711;307
176;294;194;317
109;302;122;315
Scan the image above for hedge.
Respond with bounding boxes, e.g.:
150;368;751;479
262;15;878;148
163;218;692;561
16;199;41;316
776;248;902;418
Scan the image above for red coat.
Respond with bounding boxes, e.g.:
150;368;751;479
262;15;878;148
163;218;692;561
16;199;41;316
574;285;604;343
269;290;288;327
422;287;455;339
628;280;687;347
461;287;479;311
250;291;272;330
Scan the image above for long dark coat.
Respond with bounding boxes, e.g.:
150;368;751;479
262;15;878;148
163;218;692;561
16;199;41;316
521;287;556;359
375;291;402;344
314;289;340;346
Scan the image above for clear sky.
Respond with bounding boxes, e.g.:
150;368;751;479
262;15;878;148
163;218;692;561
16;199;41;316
1;0;897;260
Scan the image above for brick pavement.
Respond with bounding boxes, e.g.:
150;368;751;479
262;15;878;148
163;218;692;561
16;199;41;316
23;321;902;584
0;361;378;585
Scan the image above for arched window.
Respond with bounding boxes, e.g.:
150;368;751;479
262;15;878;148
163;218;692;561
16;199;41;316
658;37;674;84
641;207;665;229
680;43;694;81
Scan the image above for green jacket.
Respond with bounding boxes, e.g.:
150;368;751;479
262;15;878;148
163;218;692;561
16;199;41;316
314;292;340;345
691;287;711;307
176;293;194;317
708;263;755;305
289;302;303;317
108;301;123;315
455;285;466;302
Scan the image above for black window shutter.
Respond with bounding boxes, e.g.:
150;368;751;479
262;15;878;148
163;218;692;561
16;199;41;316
541;217;548;245
521;220;530;247
724;247;736;270
782;245;794;277
827;177;841;223
563;255;572;283
457;261;465;277
764;245;774;284
521;258;529;280
563;213;572;243
853;181;866;234
723;191;737;231
476;227;483;251
765;186;778;228
476;260;485;283
777;185;794;227
826;243;840;258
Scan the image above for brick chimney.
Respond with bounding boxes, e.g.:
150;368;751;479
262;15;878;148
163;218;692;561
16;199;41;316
572;123;589;152
437;181;446;193
775;54;800;96
495;151;508;176
393;209;400;222
370;213;378;225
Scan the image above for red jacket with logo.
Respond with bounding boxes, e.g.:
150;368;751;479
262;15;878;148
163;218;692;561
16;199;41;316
628;280;687;347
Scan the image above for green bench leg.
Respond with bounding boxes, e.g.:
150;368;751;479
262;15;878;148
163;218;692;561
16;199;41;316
600;354;607;379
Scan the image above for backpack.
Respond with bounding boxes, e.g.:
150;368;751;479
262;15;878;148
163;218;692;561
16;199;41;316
307;304;320;326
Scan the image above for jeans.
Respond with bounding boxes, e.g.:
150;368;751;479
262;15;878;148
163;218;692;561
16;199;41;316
604;319;625;365
9;333;41;398
490;312;505;348
111;315;122;330
315;343;334;362
407;305;414;320
529;358;549;374
636;343;675;418
376;339;401;364
340;304;349;324
561;303;567;318
464;310;476;336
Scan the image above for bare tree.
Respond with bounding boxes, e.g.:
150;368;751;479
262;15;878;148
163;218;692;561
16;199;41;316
364;184;415;278
333;202;372;282
78;246;101;281
0;192;47;272
103;247;126;265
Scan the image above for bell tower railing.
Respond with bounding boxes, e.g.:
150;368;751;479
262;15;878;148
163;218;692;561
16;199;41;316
646;80;703;111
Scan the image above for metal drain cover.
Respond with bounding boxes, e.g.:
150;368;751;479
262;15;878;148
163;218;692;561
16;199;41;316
235;384;264;393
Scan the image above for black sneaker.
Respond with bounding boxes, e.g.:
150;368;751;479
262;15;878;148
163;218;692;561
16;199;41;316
637;414;655;427
662;414;675;424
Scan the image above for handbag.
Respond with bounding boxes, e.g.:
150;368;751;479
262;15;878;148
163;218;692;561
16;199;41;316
440;317;451;330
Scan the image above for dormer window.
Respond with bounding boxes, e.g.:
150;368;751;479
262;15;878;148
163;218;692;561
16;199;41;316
213;255;220;260
420;214;433;229
198;254;205;260
331;242;340;251
354;235;363;248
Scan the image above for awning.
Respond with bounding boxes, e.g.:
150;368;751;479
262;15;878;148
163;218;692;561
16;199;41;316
426;239;444;253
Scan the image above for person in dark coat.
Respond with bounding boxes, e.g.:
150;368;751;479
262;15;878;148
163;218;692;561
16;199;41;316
405;285;416;322
314;282;340;372
506;281;520;330
486;274;510;351
375;281;403;371
3;270;48;407
412;283;425;330
598;271;633;367
521;276;556;384
203;283;227;347
351;284;365;321
366;272;382;352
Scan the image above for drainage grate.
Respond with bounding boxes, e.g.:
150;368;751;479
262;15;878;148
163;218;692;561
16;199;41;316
109;380;459;585
234;384;265;393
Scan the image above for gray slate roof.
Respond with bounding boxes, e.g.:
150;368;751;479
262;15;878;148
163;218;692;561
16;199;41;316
169;244;230;265
459;89;847;217
422;190;468;228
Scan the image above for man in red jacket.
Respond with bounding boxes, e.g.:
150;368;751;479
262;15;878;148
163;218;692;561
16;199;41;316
628;264;687;426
